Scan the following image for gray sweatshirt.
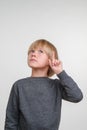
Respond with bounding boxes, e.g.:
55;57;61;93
4;71;83;130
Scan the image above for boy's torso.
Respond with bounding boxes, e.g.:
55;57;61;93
16;77;62;130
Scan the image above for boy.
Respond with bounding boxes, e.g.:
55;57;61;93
4;39;83;130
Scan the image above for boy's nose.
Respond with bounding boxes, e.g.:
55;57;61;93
31;51;37;57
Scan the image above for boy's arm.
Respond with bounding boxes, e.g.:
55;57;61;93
57;70;83;102
4;83;19;130
49;56;83;102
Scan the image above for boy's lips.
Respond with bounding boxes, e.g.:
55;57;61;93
29;58;37;62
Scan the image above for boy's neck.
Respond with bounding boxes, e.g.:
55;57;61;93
31;68;48;77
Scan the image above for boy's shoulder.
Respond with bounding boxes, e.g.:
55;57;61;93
13;77;29;87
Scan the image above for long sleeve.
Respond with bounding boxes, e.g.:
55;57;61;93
4;83;19;130
57;70;83;103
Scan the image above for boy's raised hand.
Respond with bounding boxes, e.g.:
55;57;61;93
49;52;63;75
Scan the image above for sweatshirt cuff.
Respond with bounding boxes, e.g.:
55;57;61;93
57;70;69;80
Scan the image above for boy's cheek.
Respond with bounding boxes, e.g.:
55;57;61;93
27;57;30;66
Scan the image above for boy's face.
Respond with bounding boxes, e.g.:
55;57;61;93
27;48;49;69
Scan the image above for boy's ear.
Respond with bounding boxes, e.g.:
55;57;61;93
48;59;51;67
52;52;55;59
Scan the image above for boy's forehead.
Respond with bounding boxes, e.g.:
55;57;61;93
31;45;45;50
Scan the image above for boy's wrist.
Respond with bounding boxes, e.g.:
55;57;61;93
57;70;68;79
56;69;64;75
56;70;63;75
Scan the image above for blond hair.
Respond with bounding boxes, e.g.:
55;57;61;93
28;39;58;77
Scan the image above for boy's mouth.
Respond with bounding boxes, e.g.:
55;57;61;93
29;58;37;62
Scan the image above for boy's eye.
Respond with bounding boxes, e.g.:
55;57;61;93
28;49;44;55
29;50;35;53
38;50;44;53
31;50;35;53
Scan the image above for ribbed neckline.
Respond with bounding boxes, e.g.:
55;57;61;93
27;76;51;81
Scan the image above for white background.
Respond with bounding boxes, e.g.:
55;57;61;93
0;0;87;130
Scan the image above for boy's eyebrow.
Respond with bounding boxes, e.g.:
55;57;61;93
29;48;46;52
